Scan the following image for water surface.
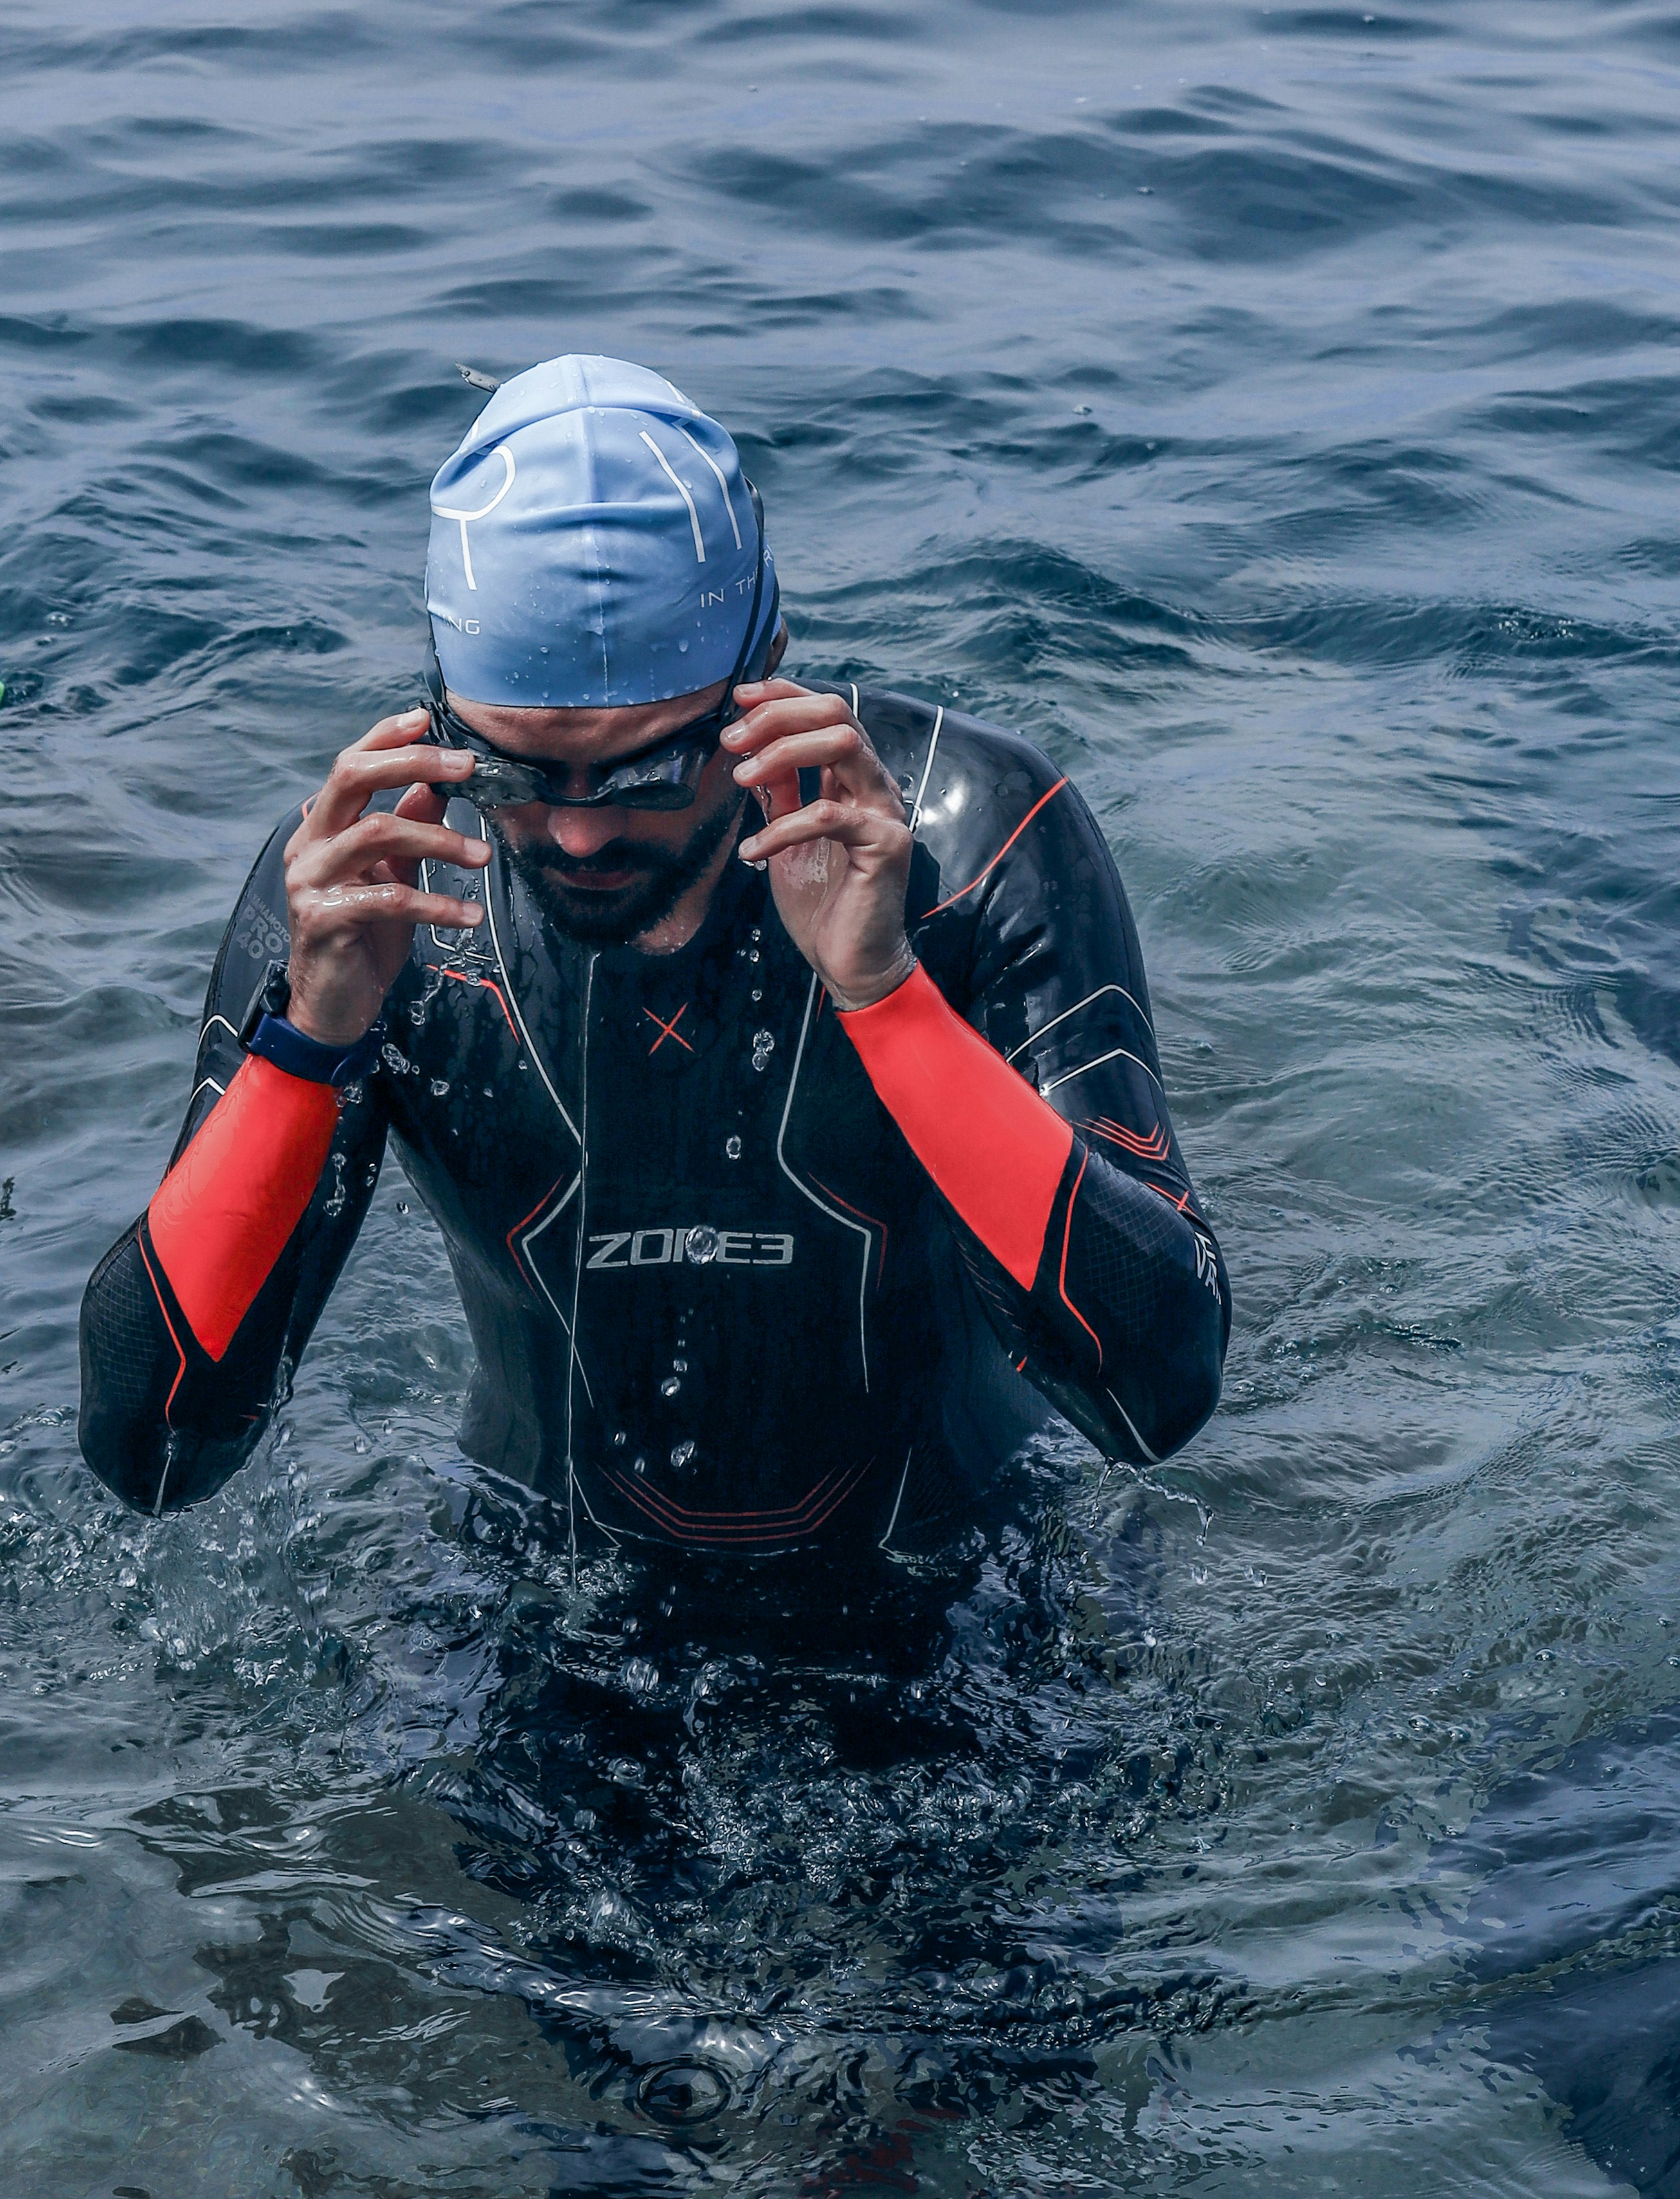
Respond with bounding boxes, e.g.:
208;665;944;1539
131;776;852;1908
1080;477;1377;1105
4;1;1680;2191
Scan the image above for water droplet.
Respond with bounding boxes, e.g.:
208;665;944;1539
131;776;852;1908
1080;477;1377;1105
672;1357;687;1373
749;929;761;942
396;1200;408;1215
429;1077;450;1097
725;1136;742;1160
483;1085;493;1098
685;1225;719;1265
408;1002;426;1025
613;1430;628;1447
633;1454;647;1475
751;1029;775;1072
748;948;760;963
660;1375;681;1399
380;1043;407;1073
670;1439;696;1471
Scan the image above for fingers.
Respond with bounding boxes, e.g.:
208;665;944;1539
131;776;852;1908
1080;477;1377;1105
730;676;812;710
304;709;476;840
394;781;449;824
725;693;903;825
294;880;486;932
732;724;902;812
739;794;910;868
288;810;490;894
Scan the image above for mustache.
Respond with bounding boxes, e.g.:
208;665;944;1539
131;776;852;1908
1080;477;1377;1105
506;838;683;884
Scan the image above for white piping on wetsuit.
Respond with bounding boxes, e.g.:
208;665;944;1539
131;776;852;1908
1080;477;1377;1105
1104;1385;1160;1465
563;952;598;1576
1042;1045;1166;1102
1005;982;1154;1064
775;973;874;1393
878;1447;913;1551
477;821;582;1147
909;707;945;832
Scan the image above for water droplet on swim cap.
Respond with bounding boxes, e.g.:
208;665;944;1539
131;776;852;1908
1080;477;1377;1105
426;354;777;710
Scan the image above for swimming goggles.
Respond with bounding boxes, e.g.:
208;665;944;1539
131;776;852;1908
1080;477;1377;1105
422;485;775;813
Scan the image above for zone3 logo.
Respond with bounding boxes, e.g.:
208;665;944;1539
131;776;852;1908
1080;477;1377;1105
586;1226;794;1270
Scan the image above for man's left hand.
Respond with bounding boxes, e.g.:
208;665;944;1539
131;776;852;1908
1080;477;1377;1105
723;680;916;1012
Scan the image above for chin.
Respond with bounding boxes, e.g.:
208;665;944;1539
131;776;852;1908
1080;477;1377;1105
524;871;680;945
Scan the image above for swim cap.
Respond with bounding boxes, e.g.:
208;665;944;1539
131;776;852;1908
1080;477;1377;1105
426;355;777;710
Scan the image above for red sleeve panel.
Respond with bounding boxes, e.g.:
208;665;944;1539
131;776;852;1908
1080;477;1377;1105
838;962;1073;1291
146;1055;340;1362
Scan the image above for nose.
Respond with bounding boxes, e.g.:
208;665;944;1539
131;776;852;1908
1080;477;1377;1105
544;804;631;858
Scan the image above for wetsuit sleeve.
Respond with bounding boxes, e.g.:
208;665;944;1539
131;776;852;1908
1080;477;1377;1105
77;815;389;1515
841;761;1230;1465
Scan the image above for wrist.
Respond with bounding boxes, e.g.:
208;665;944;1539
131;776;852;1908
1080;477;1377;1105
826;943;919;1015
239;962;383;1087
284;994;372;1048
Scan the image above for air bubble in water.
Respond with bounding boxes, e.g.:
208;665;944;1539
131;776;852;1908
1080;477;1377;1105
430;1077;450;1097
751;1029;774;1072
670;1439;696;1470
685;1225;719;1265
660;1375;681;1398
725;1136;742;1160
673;1357;687;1373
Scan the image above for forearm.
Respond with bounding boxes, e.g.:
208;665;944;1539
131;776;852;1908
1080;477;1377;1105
147;1053;339;1359
839;963;1227;1460
78;1055;377;1514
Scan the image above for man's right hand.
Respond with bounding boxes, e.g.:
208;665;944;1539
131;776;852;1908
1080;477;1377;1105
282;707;488;1046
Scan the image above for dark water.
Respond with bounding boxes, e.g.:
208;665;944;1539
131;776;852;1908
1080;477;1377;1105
5;1;1680;2190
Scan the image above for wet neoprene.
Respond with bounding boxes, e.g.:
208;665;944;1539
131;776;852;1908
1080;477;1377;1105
79;685;1231;1554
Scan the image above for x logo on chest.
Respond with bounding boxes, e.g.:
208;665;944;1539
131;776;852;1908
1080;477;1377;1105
643;1003;694;1056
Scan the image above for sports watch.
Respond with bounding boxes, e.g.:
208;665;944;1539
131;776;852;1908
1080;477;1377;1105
238;963;385;1089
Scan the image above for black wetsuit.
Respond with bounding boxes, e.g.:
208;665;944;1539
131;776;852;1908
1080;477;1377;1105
79;685;1230;1556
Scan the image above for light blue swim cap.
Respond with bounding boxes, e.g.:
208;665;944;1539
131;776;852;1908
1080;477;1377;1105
426;355;777;709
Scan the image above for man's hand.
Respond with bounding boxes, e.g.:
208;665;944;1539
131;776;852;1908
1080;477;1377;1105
723;680;916;1012
282;707;488;1045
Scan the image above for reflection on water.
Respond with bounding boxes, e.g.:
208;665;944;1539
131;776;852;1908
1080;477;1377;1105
4;0;1680;2189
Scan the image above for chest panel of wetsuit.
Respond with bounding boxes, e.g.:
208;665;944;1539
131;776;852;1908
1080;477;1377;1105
377;840;932;1545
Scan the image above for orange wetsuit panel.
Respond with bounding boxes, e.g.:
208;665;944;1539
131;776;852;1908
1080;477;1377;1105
147;1055;339;1362
838;963;1072;1292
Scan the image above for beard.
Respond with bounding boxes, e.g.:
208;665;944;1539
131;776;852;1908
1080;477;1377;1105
493;794;744;945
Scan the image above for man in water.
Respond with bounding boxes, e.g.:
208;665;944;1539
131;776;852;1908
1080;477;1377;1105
79;355;1230;1564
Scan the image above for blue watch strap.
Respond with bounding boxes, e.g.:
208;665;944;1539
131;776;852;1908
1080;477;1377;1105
244;1012;383;1089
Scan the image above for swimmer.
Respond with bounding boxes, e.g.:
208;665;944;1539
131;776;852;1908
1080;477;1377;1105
78;354;1230;1561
